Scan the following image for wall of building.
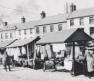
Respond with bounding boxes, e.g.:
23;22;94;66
67;16;94;35
15;28;36;39
36;22;67;37
0;29;16;41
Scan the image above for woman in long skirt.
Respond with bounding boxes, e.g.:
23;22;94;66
85;49;94;78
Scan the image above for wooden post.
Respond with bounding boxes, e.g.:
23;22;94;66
33;41;36;69
72;42;76;76
27;44;30;65
82;41;87;75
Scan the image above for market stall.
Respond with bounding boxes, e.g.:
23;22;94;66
0;39;17;64
36;28;93;75
7;37;39;67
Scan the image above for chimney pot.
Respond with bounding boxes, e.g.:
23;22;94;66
70;3;76;12
21;16;26;23
40;11;46;19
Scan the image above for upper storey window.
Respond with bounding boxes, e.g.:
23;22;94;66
5;33;8;39
30;28;32;34
43;25;46;33
36;26;39;34
80;17;84;25
90;27;94;35
19;30;21;35
58;24;62;31
70;19;74;26
1;33;3;39
50;24;54;32
89;16;94;24
10;33;13;38
24;29;26;35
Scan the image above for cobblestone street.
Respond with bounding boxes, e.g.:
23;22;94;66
0;65;94;81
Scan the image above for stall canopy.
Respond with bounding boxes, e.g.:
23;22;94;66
7;37;38;48
0;39;17;48
37;28;93;45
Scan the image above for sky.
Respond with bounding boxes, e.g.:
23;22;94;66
0;0;94;24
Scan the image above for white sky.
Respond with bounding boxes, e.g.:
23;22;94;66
0;0;94;24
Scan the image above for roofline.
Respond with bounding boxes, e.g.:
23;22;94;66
36;41;65;45
67;15;94;19
35;21;67;27
16;27;34;31
0;29;16;32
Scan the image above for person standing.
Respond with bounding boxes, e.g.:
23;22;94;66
2;49;11;71
0;52;3;64
85;49;94;78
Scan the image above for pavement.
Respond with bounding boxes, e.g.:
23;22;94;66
0;65;94;81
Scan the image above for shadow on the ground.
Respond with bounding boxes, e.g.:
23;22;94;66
6;67;28;72
43;69;70;73
55;69;70;72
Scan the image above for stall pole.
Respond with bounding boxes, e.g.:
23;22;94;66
82;41;87;75
33;41;36;69
72;42;76;76
27;44;30;66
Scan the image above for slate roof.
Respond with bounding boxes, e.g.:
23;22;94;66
37;28;93;45
1;7;94;31
68;7;94;19
7;37;37;47
36;14;67;26
0;14;67;31
0;24;16;31
14;21;38;30
15;14;67;30
0;39;17;48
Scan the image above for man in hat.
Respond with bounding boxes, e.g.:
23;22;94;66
2;49;11;71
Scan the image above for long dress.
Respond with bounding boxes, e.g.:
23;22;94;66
86;51;94;72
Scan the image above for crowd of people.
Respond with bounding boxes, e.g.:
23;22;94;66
75;47;94;78
0;46;94;79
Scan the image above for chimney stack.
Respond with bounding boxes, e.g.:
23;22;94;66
64;3;76;14
40;11;46;19
4;22;8;26
70;3;76;12
21;16;26;23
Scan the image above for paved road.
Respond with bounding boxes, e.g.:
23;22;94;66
0;66;94;81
